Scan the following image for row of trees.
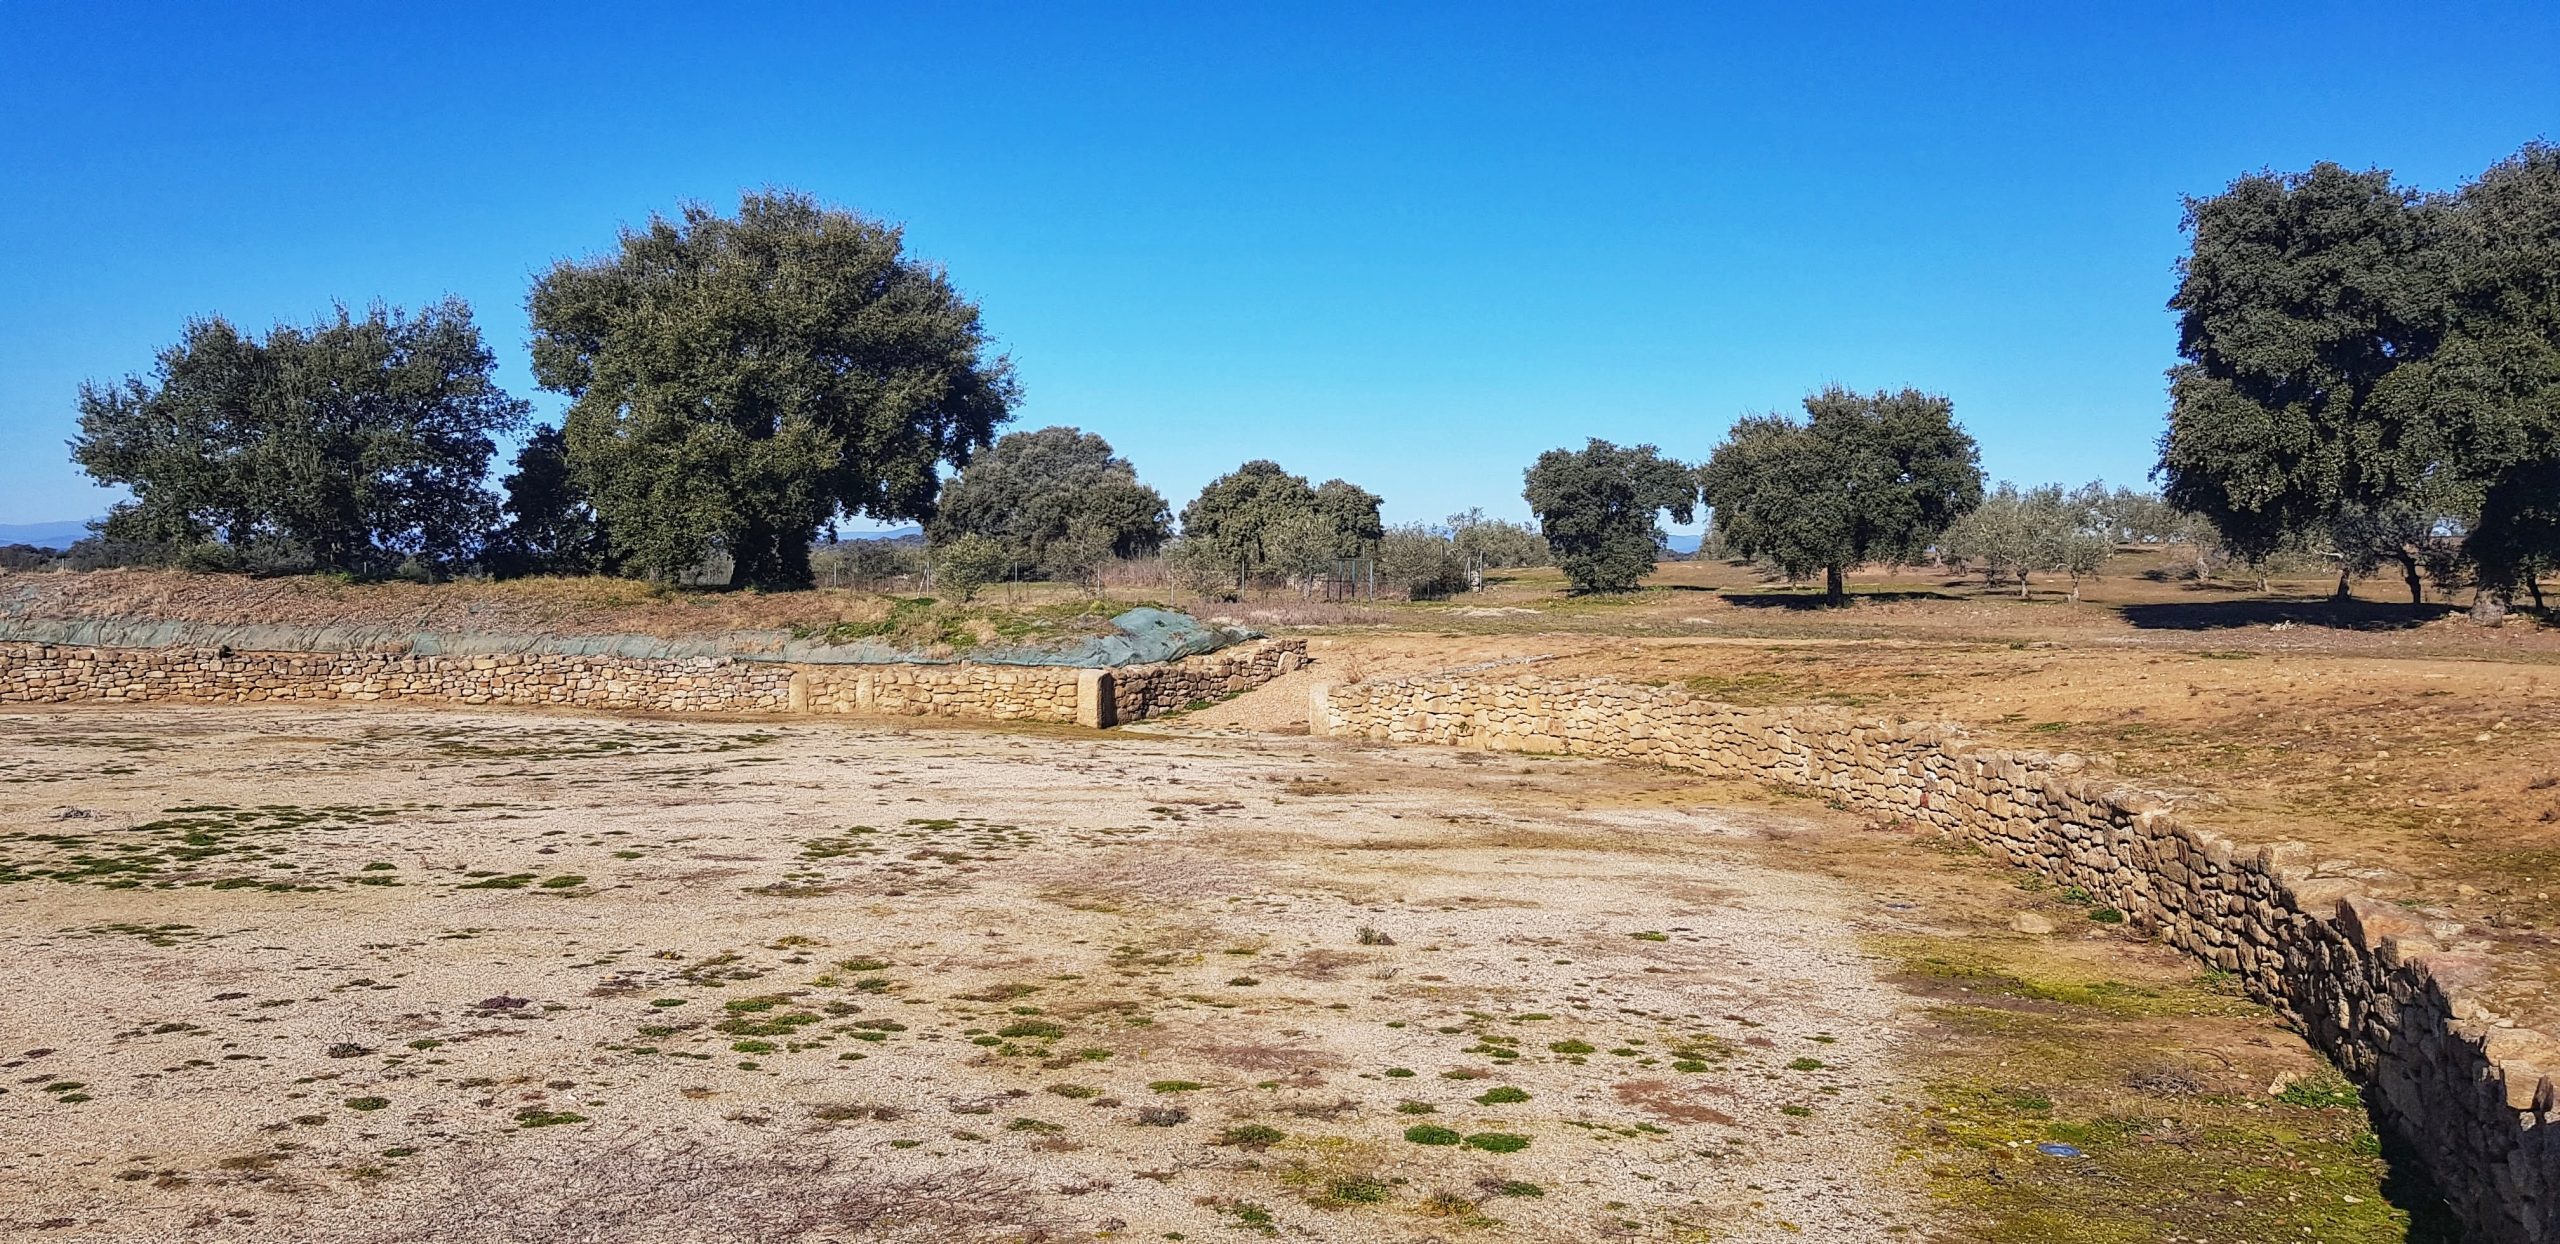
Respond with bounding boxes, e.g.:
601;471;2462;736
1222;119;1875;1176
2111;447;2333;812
74;192;1018;588
67;145;2560;610
1519;387;1987;600
67;189;1554;599
1522;144;2560;608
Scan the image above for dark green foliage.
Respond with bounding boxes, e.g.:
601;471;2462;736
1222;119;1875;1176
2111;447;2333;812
1216;1123;1285;1150
1313;479;1386;552
2444;145;2560;606
1177;460;1383;587
2159;145;2560;609
1699;387;1982;602
2472;459;2560;609
1521;439;1697;594
488;424;611;577
2158;162;2456;598
72;298;526;575
529;190;1018;588
929;426;1170;586
1402;1124;1461;1145
1182;461;1314;575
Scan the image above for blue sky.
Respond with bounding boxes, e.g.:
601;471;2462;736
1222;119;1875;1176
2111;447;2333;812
3;2;2554;533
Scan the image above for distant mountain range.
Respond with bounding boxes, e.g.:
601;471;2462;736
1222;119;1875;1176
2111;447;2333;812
833;524;924;545
0;521;94;550
1662;532;1702;555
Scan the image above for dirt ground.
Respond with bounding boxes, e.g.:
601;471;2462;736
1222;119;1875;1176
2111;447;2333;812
1171;552;2560;1034
0;704;2424;1243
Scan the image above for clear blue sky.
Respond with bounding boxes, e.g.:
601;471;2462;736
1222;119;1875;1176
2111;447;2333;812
3;2;2554;532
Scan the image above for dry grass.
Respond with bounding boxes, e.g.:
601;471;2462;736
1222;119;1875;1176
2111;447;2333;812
1261;547;2560;1028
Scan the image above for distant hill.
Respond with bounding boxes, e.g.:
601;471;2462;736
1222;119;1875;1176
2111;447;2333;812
832;524;924;546
0;521;94;551
1663;532;1702;555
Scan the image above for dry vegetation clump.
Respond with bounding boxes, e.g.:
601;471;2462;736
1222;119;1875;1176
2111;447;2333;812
384;1141;1053;1243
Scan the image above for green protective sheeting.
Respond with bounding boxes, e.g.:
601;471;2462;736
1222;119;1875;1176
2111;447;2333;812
0;606;1256;669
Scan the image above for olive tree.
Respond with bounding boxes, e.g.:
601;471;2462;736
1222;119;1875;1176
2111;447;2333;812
931;533;1009;602
1942;482;2115;599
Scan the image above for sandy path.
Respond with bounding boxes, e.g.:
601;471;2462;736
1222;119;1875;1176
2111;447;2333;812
0;707;1926;1243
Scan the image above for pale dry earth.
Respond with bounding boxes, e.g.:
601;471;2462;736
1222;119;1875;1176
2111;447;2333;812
0;706;1935;1243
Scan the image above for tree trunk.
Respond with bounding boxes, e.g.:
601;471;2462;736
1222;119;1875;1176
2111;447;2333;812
2334;565;2353;600
1824;564;1845;605
2471;588;2509;626
2397;551;2423;606
2531;577;2548;611
730;520;815;591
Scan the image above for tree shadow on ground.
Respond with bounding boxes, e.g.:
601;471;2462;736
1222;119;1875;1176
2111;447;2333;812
1716;590;1964;610
2117;598;2458;631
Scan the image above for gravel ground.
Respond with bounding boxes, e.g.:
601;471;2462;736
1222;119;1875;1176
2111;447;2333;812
0;707;1927;1243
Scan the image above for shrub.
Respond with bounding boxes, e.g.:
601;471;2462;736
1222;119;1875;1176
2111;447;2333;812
1216;1124;1285;1150
928;533;1009;602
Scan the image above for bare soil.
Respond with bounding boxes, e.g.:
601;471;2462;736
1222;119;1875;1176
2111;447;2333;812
2;706;1930;1243
0;704;2423;1242
1202;553;2560;1032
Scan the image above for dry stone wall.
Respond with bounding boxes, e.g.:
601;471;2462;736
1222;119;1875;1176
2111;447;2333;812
0;638;1305;728
1110;640;1310;724
1316;673;2558;1244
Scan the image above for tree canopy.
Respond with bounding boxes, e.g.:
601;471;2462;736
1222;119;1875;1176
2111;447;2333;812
488;424;611;578
1698;387;1983;603
928;426;1171;584
1446;508;1551;570
1521;439;1697;594
1177;460;1382;587
2158;145;2560;609
2156;162;2455;598
71;298;525;576
1941;482;2115;599
528;190;1018;589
